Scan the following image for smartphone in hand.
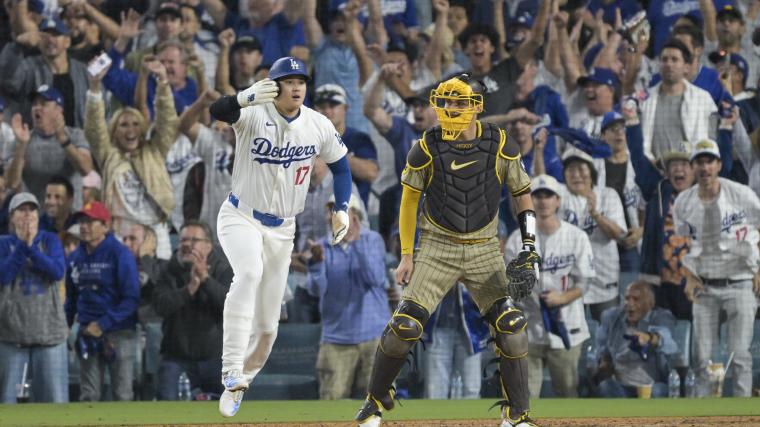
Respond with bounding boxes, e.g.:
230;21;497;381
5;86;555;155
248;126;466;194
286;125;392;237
87;52;112;77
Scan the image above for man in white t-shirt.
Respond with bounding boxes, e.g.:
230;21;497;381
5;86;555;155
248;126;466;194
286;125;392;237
506;174;595;398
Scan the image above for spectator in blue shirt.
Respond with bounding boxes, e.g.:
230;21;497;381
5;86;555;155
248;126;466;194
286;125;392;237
593;281;678;398
0;193;68;403
203;0;308;65
65;201;140;402
647;0;732;56
364;74;437;179
103;40;199;117
307;195;388;399
314;84;378;207
330;0;418;45
303;0;371;132
586;0;641;25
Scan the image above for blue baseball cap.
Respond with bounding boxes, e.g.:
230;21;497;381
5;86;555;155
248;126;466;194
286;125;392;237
513;11;534;29
577;67;620;88
39;18;69;36
601;111;625;132
32;85;64;107
709;50;749;88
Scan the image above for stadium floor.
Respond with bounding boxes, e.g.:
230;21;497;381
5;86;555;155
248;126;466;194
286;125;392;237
0;398;758;426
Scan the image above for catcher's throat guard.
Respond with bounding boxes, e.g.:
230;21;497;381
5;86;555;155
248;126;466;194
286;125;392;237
429;76;483;141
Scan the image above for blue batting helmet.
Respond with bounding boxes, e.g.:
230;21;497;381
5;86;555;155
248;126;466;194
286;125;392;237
268;57;310;81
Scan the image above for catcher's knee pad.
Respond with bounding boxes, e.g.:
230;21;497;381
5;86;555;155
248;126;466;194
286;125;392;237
486;298;528;358
379;300;430;358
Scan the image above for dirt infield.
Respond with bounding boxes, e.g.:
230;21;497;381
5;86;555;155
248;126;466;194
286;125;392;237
142;417;760;427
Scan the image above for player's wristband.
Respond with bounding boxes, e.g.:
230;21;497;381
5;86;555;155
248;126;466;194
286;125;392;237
518;209;537;248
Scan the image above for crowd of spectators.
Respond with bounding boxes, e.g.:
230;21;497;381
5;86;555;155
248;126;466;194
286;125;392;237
1;0;760;403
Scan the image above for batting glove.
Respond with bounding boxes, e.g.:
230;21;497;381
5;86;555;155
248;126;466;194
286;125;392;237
237;78;279;108
331;209;349;245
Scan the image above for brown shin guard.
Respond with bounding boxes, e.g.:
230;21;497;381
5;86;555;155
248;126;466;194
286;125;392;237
499;355;530;420
366;347;409;408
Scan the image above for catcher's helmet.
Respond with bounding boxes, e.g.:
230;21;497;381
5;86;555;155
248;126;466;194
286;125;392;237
268;56;310;81
429;74;485;141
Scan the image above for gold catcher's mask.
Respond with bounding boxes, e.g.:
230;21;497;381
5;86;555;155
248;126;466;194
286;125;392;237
429;75;484;140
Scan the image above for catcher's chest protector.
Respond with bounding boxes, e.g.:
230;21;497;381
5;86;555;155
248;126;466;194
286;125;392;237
425;123;501;234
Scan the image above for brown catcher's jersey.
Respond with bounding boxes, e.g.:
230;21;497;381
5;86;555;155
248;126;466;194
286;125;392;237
401;121;531;240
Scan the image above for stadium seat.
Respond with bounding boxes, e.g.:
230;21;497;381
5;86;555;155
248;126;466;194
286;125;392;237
245;323;321;400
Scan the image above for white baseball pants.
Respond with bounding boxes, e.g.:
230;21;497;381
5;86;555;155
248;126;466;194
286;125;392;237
217;199;295;384
692;280;757;397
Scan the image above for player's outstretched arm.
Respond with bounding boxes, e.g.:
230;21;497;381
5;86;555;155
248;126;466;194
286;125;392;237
327;156;353;245
210;79;279;124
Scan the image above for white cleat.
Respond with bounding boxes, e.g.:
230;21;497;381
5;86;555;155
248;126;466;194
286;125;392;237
218;370;248;418
357;414;382;427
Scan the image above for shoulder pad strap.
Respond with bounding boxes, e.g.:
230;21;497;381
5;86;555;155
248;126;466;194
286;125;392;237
406;132;433;170
499;128;521;160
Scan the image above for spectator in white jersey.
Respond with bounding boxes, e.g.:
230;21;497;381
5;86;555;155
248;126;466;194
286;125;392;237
674;139;760;397
506;175;595;398
560;148;627;322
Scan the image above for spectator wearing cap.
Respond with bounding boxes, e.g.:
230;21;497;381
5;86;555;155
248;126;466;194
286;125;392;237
709;50;752;101
704;4;760;92
363;75;436;179
567;67;619;139
104;39;199;117
593;281;678;398
203;0;308;65
215;30;263;95
303;0;371;133
592;111;643;295
39;175;77;239
0;192;68;403
87;55;178;260
0;17;90;127
457;22;521;118
3;85;93;206
501;102;563;182
622;99;734;320
506;174;595;397
306;194;388;400
65;201;140;402
560;148;627;321
641;38;718;162
123;2;183;74
674;139;760;397
153;220;231;400
315;83;378;207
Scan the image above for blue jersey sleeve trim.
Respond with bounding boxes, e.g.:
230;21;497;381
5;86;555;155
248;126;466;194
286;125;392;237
327;155;352;211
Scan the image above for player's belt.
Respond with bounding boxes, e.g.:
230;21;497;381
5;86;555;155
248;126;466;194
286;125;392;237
699;277;747;287
448;237;489;245
228;193;284;227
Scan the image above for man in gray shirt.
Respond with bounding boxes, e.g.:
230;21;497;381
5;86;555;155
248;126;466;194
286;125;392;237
3;86;92;208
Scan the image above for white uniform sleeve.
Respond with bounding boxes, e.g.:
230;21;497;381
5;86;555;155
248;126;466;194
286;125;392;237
571;229;596;294
194;125;215;160
232;106;256;132
504;230;522;261
316;115;348;164
602;187;627;233
742;185;760;227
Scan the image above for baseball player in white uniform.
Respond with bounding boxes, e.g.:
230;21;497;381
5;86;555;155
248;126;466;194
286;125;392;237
506;175;595;398
209;56;352;417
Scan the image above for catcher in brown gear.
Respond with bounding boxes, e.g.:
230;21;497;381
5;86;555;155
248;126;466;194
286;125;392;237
354;74;542;427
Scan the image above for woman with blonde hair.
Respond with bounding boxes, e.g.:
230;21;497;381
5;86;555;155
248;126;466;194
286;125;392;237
84;59;177;259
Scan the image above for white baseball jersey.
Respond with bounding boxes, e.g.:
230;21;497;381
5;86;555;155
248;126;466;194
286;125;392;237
594;158;643;232
506;221;595;349
673;177;760;280
166;134;202;231
194;125;234;240
559;185;627;304
230;102;348;218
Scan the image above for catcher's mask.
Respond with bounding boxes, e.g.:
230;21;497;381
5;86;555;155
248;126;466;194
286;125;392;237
429;74;484;141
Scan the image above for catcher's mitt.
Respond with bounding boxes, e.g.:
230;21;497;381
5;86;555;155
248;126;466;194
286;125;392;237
506;247;541;300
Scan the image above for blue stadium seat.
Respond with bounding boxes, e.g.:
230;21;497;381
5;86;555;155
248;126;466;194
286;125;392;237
245;323;321;400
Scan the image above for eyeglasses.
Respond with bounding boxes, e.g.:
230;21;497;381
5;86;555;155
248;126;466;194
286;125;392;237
180;237;209;244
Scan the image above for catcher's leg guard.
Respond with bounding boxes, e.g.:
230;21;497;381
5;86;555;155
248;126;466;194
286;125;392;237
355;300;430;423
486;297;530;421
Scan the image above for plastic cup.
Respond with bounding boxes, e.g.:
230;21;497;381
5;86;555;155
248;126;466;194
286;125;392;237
636;384;652;399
